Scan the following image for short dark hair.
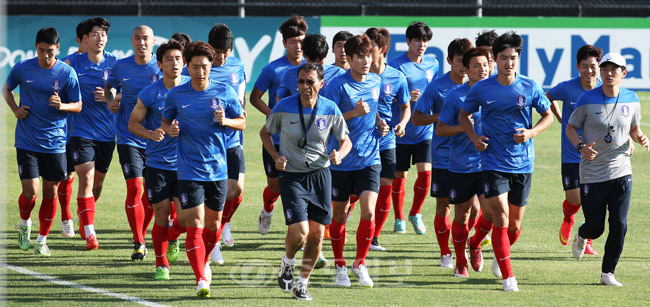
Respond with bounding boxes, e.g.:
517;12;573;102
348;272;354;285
36;27;59;45
475;30;498;48
492;31;523;57
406;21;432;41
462;48;490;68
75;20;90;40
183;41;216;64
447;38;473;60
332;31;353;47
302;34;329;62
84;17;110;36
365;27;391;57
279;15;308;41
298;62;324;81
156;39;184;63
171;32;191;48
344;35;373;59
208;24;233;51
576;45;603;64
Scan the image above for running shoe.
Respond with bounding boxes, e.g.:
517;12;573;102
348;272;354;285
258;209;273;235
292;281;313;301
221;222;234;247
314;251;328;269
503;276;519;291
454;265;469;278
408;214;426;234
167;239;180;263
481;235;491;247
334;265;351;287
600;272;622;286
585;239;598;255
154;266;170;280
369;237;386;251
17;223;31;251
131;242;147;261
34;241;51;256
572;232;587;259
86;234;99;250
492;254;502;278
440;254;453;268
469;245;484;272
61;219;75;238
393;219;406;234
278;256;294;293
559;219;573;245
210;243;224;265
351;264;373;287
196;278;210;297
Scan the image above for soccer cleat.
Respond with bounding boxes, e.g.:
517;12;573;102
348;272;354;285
572;232;587;259
503;276;519;291
86;234;99;250
221;222;234;247
34;241;51;256
334;265;351;287
480;235;491;248
314;251;328;269
369;237;386;251
600;272;622;286
258;209;273;235
454;265;469;278
278;257;294;293
440;254;453;268
408;214;426;234
469;245;484;272
393;219;406;234
154;266;170;280
492;254;502;278
17;224;31;251
167;240;180;263
351;264;374;287
204;262;212;285
559;219;574;245
210;243;224;265
61;219;75;238
131;242;147;260
292;282;313;301
196;278;210;297
585;239;598;255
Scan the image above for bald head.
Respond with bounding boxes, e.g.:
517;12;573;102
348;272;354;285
133;25;153;35
131;25;155;62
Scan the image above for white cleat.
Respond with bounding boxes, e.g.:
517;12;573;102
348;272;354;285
492;254;502;278
440;254;453;268
196;278;210;297
210;243;224;265
204;262;212;285
221;222;234;247
334;265;351;287
351;264;374;287
572;232;587;259
503;276;519;292
600;273;622;286
61;219;75;238
258;209;273;235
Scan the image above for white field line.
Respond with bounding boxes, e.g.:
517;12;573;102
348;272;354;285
0;263;170;307
641;121;649;127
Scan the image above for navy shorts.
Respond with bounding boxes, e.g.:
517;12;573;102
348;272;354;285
227;145;246;180
330;164;381;202
430;168;451;198
379;148;397;179
69;137;116;174
561;163;580;191
262;144;280;178
482;170;532;207
279;168;332;225
117;144;146;180
177;179;227;212
449;171;483;204
16;148;66;181
395;140;431;172
144;166;178;204
65;142;75;173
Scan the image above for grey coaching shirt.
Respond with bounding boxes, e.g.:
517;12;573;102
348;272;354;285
266;94;349;173
568;86;641;184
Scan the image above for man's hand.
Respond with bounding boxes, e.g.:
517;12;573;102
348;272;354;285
638;134;649;151
274;154;287;171
150;127;165;142
13;105;29;119
472;135;489;151
330;149;343;165
394;122;406;137
354;98;370;116
108;99;120;113
378;119;389;137
410;89;421;102
93;87;106;102
513;128;534;143
49;92;63;110
214;105;227;125
168;119;180;137
580;142;598;160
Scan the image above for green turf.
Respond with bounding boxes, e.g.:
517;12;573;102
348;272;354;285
1;92;649;306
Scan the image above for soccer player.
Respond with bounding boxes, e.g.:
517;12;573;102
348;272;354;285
364;27;411;251
547;45;603;254
264;63;351;300
105;25;162;260
459;31;553;291
170;32;191;48
64;17;118;250
250;16;307;235
326;34;388;288
568;53;649;286
3;27;82;256
412;38;472;268
331;31;353;70
475;30;498;75
128;39;188;280
162;41;245;297
387;21;439;235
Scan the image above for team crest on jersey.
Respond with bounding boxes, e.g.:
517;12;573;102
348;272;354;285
52;79;62;91
426;70;434;82
73;151;80;161
210;97;220;110
484;183;490;193
332;187;338;197
230;72;238;86
449;189;456;200
516;95;526;109
384;84;393;95
621;105;630;117
371;88;379;101
316;118;327;131
102;69;110;81
180;193;188;204
150;74;160;83
122;164;130;175
431;182;439;193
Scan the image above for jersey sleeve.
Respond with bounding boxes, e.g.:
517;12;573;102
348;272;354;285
330;114;349;142
106;63;121;89
438;94;458;126
463;86;481;114
532;81;551;114
567;96;588;129
415;89;434;115
396;73;411;105
5;64;21;90
163;92;178;121
265;110;282;135
224;86;243;118
324;81;341;106
254;66;273;92
64;70;82;102
237;64;246;103
630;92;641;127
138;86;153;108
546;81;566;101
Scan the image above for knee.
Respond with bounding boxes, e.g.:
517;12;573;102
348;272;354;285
508;224;521;234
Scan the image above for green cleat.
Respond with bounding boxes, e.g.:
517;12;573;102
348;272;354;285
34;241;51;256
17;224;31;251
154;266;170;280
393;219;406;234
167;240;180;263
408;214;426;235
196;279;210;297
314;251;328;269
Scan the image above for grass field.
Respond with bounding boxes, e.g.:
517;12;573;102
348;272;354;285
1;92;650;306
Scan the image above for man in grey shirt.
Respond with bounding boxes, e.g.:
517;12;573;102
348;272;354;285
260;63;351;300
567;52;649;287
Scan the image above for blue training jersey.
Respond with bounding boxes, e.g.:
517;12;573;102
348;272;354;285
415;72;465;169
547;77;602;164
463;74;551;173
388;52;439;144
163;80;243;181
438;83;482;173
276;63;345;99
378;65;411;151
67;51;118;142
107;55;162;148
6;58;81;153
325;71;382;171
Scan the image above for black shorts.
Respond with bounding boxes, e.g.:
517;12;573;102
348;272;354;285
395;140;431;172
65;142;75;173
482;170;532;207
430;168;451;198
145;166;178;204
580;175;632;218
279;168;332;225
117;144;146;180
330;164;381;202
227;146;246;180
177;179;227;212
449;171;483;204
379;148;397;179
16;148;67;181
561;163;580;191
262;144;280;178
69;137;116;174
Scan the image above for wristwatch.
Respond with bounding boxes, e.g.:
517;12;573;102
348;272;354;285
576;142;586;151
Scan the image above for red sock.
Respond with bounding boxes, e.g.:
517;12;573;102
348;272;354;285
508;228;521;246
169;201;177;222
152;223;169;268
57;177;74;221
451;221;469;266
77;197;95;237
38;197;57;236
168;218;186;241
263;187;279;213
469;215;492;248
125;178;145;243
222;200;234;224
409;171;431;216
562;200;580;223
186;227;206;283
330;219;346;267
347;199;356;218
492;226;513;279
392;177;406;220
18;194;36;220
355;218;375;267
202;227;218;264
373;185;392;237
468;214;478;231
434;214;452;256
226;195;243;223
141;189;154;240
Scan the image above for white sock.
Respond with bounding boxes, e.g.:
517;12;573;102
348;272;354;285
84;224;96;237
36;235;46;244
20;218;32;227
297;277;309;286
283;254;296;266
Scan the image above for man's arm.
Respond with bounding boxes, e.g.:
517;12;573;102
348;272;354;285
249;86;271;116
513;110;554;143
260;125;286;171
435;120;465;137
105;83;119;113
546;92;562;122
161;117;179;138
629;125;649;151
128;98;164;141
330;135;352;165
566;123;597;160
393;102;411;137
214;105;246;131
3;83;29;119
459;109;488;151
49;92;82;113
411;109;438;126
343;98;369;121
